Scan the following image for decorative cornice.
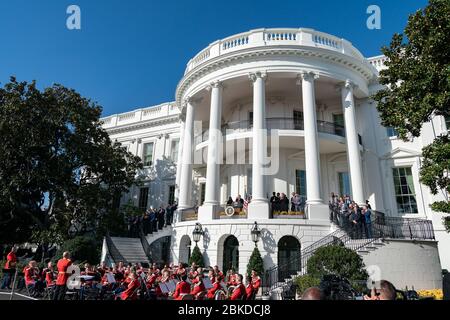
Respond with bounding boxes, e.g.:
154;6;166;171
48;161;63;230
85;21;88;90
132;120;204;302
176;47;376;105
104;114;180;135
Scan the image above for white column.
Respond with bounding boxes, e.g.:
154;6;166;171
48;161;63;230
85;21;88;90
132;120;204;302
199;81;223;220
299;72;323;205
178;99;195;210
340;80;365;204
175;119;185;201
248;71;270;219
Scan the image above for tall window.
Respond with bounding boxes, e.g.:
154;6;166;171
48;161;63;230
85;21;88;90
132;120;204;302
393;167;418;214
143;142;154;166
338;172;351;197
295;170;307;199
170;139;179;162
386;127;398;137
248;111;253;128
333;114;345;136
138;187;149;211
168;185;175;205
445;115;450;131
293;111;303;130
200;183;206;205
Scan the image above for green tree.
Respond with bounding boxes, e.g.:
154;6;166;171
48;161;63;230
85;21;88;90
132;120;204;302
189;245;204;267
246;247;264;278
306;245;368;282
294;274;321;295
0;77;143;253
372;0;450;219
54;235;100;265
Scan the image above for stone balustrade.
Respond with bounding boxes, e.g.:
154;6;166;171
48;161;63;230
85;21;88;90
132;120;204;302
185;28;368;74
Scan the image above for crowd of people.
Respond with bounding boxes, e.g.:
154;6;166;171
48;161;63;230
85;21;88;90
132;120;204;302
270;192;306;213
127;203;178;237
1;248;261;301
329;192;373;239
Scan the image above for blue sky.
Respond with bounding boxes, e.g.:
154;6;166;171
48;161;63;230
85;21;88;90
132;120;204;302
0;0;429;117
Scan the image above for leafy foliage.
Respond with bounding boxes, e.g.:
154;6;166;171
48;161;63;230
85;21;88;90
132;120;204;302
372;0;450;220
306;245;368;282
0;77;143;246
189;245;204;267
294;274;321;295
54;236;100;265
246;246;264;278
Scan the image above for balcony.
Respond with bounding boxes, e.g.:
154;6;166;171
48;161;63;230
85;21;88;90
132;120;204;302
184;28;367;75
195;118;362;145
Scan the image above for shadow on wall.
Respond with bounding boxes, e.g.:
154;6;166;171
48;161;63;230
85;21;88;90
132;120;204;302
261;228;276;269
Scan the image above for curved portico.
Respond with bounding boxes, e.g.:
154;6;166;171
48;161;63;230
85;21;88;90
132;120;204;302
174;28;376;221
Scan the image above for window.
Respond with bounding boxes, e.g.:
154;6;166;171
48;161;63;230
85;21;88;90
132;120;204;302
248;111;253;128
142;142;154;166
295;170;307;200
338;172;351;197
138;187;149;211
445;115;450;131
386;127;398;138
333;114;345;136
392;167;418;214
293;111;303;130
170;139;179;162
168;185;175;205
112;192;121;210
200;183;206;205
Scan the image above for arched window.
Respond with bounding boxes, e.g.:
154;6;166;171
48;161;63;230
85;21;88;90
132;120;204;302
277;236;301;280
223;235;239;272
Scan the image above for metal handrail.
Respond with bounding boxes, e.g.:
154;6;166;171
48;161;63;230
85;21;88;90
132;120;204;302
105;234;128;265
262;205;436;295
195;118;363;145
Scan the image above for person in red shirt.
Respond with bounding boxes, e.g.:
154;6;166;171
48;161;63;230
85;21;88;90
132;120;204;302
172;274;191;300
1;246;17;290
207;275;222;300
213;265;224;282
44;262;56;287
119;272;140;300
251;270;261;296
226;268;237;286
24;260;44;297
245;276;254;300
53;251;72;300
230;274;246;300
190;274;206;299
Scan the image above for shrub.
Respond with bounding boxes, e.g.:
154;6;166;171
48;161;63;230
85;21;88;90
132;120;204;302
188;245;204;267
246;247;264;278
294;274;321;295
307;244;368;282
54;236;100;265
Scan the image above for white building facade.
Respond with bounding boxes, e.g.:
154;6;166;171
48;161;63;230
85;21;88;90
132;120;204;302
101;28;449;290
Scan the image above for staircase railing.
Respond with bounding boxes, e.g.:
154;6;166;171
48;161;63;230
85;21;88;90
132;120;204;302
262;205;436;295
105;233;128;265
139;225;153;263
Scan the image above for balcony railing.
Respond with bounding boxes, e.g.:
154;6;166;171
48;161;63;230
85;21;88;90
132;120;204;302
185;28;368;74
195;118;363;145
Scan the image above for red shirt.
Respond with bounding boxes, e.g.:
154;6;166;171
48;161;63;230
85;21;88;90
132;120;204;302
45;269;55;286
190;281;206;297
5;252;17;269
246;283;254;299
230;284;246;300
173;281;191;300
24;267;37;286
56;258;72;286
207;282;222;299
252;276;261;291
121;278;140;300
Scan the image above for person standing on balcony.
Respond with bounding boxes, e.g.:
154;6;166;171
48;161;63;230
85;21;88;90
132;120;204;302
279;193;289;213
270;192;278;214
362;205;373;238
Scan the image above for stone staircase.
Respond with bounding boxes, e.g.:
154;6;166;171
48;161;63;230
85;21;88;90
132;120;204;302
108;237;150;265
268;236;385;299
